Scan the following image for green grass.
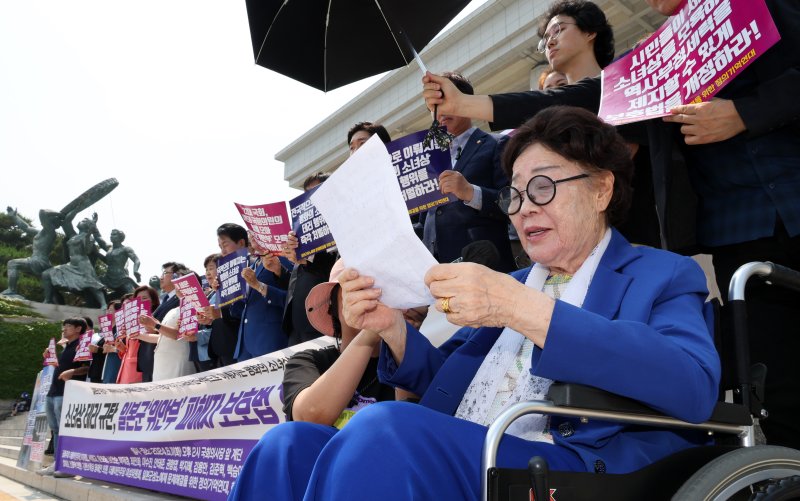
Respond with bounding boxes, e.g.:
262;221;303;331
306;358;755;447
0;320;61;399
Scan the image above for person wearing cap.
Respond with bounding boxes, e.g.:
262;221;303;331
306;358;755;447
281;259;396;428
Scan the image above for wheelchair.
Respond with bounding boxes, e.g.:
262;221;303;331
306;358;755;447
483;261;800;501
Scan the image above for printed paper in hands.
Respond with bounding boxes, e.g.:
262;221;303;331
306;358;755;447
310;134;437;309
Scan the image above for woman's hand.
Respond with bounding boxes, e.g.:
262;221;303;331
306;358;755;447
425;263;520;328
197;307;214;324
102;343;117;354
339;268;404;335
138;314;157;332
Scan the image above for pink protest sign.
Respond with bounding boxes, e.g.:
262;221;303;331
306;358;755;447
235;201;292;255
137;299;151;337
598;0;779;125
177;298;198;340
43;338;58;366
98;314;115;343
114;307;127;338
73;330;94;362
124;298;141;339
172;274;210;311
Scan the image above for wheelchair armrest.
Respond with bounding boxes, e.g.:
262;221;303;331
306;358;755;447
547;382;655;415
547;383;752;426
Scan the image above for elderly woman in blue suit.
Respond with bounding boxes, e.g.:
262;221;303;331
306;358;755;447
228;106;720;500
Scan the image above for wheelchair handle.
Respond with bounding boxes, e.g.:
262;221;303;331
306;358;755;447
768;262;800;293
729;261;800;302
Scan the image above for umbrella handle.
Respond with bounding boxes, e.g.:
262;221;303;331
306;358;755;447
411;48;428;74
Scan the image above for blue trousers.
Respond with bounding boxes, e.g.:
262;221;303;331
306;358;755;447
228;402;584;501
45;396;63;452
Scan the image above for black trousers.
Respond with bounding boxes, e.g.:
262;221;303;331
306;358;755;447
708;219;800;449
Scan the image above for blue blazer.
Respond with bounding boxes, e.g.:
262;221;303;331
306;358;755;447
421;129;515;271
378;229;721;474
232;259;291;359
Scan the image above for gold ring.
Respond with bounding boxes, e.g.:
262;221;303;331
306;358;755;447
441;296;452;314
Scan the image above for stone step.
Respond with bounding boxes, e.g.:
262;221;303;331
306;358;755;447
0;456;185;501
0;444;21;460
0;425;27;434
0;435;24;447
0;412;33;432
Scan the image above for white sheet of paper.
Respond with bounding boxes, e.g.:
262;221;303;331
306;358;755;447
310;134;437;308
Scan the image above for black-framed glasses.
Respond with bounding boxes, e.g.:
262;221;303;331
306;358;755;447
497;174;589;215
537;22;576;53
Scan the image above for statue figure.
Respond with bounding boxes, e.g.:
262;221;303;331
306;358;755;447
100;229;141;296
2;178;118;303
5;207;39;238
148;275;162;296
1;209;64;298
41;211;107;309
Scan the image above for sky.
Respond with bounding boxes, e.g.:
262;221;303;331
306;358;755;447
0;0;483;281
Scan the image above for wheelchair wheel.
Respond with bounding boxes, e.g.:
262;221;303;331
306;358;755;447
751;475;800;500
672;446;800;501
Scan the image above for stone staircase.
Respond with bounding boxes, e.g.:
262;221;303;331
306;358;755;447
0;411;26;462
0;412;186;500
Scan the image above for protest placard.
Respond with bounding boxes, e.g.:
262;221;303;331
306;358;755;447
43;338;58;366
173;274;210;310
17;366;53;469
114;306;127;339
98;313;115;343
73;330;94;362
598;0;780;125
124;298;141;339
216;249;248;307
386;130;454;215
137;299;151;338
58;337;335;500
235;201;292;255
178;298;198;339
289;185;336;259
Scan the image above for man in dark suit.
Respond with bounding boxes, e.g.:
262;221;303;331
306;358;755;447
420;72;514;271
138;261;185;382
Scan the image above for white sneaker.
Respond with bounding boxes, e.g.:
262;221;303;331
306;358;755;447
37;465;54;476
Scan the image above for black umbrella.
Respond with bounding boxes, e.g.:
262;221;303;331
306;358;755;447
244;0;471;93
